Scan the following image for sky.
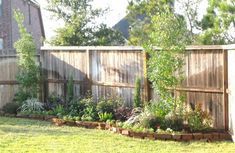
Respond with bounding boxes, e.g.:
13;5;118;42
38;0;129;40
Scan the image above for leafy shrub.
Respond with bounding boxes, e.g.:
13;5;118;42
138;111;162;130
124;107;143;125
96;97;114;114
114;107;132;121
163;115;184;131
20;98;44;112
2;102;20;114
81;106;97;121
187;104;213;132
134;77;142;108
97;96;124;112
68;98;86;116
44;94;66;110
98;112;113;122
52;104;66;118
13;91;31;104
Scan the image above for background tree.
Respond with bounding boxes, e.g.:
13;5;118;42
127;0;176;45
127;0;235;45
198;0;235;44
47;0;125;46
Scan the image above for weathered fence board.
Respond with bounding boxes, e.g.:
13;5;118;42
0;50;39;108
0;51;19;108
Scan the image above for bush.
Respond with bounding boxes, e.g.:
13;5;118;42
44;94;66;110
187;104;213;132
68;98;86;117
2;102;20;114
81;107;97;121
19;98;44;112
96;97;114;114
163;116;184;131
52;104;66;118
13;91;31;104
114;107;132;121
96;96;124;113
139;113;162;130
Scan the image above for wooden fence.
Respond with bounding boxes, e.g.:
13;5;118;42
1;45;235;131
0;49;40;108
40;47;146;108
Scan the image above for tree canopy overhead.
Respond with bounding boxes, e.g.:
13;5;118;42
47;0;125;46
127;0;235;45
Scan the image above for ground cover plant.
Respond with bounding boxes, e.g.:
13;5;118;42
0;117;234;153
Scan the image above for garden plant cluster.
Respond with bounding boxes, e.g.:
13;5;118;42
0;77;231;142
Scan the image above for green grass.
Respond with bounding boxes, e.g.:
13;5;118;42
0;117;234;153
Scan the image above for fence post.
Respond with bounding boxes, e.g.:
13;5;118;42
223;49;228;130
143;51;151;102
86;49;92;94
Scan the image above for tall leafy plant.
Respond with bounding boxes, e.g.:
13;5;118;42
134;77;142;108
144;9;188;116
14;10;40;103
66;75;74;103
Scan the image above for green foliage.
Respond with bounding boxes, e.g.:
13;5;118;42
98;112;113;122
13;10;40;103
96;97;114;114
138;113;162;130
128;0;235;45
52;105;66;118
45;94;66;111
96;96;124;113
134;78;142;108
163;113;184;131
187;104;213;132
68;98;86;117
2;102;20;114
66;75;74;103
47;0;125;46
81;107;97;121
197;0;235;44
19;98;44;112
63;115;75;122
127;0;175;45
144;10;188;116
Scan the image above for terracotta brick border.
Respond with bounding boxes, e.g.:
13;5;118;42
3;114;232;142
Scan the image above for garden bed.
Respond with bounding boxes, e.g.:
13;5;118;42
2;113;231;142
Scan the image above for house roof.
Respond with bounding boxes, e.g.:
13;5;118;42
29;0;40;7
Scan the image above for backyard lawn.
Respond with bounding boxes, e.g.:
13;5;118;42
0;117;234;153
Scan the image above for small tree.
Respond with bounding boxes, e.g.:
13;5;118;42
134;77;141;108
14;10;40;103
144;9;188;116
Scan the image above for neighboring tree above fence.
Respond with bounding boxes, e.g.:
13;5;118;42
47;0;125;46
127;0;235;45
127;0;175;45
14;10;40;103
197;0;235;44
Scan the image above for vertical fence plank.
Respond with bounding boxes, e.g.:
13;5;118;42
223;50;228;130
